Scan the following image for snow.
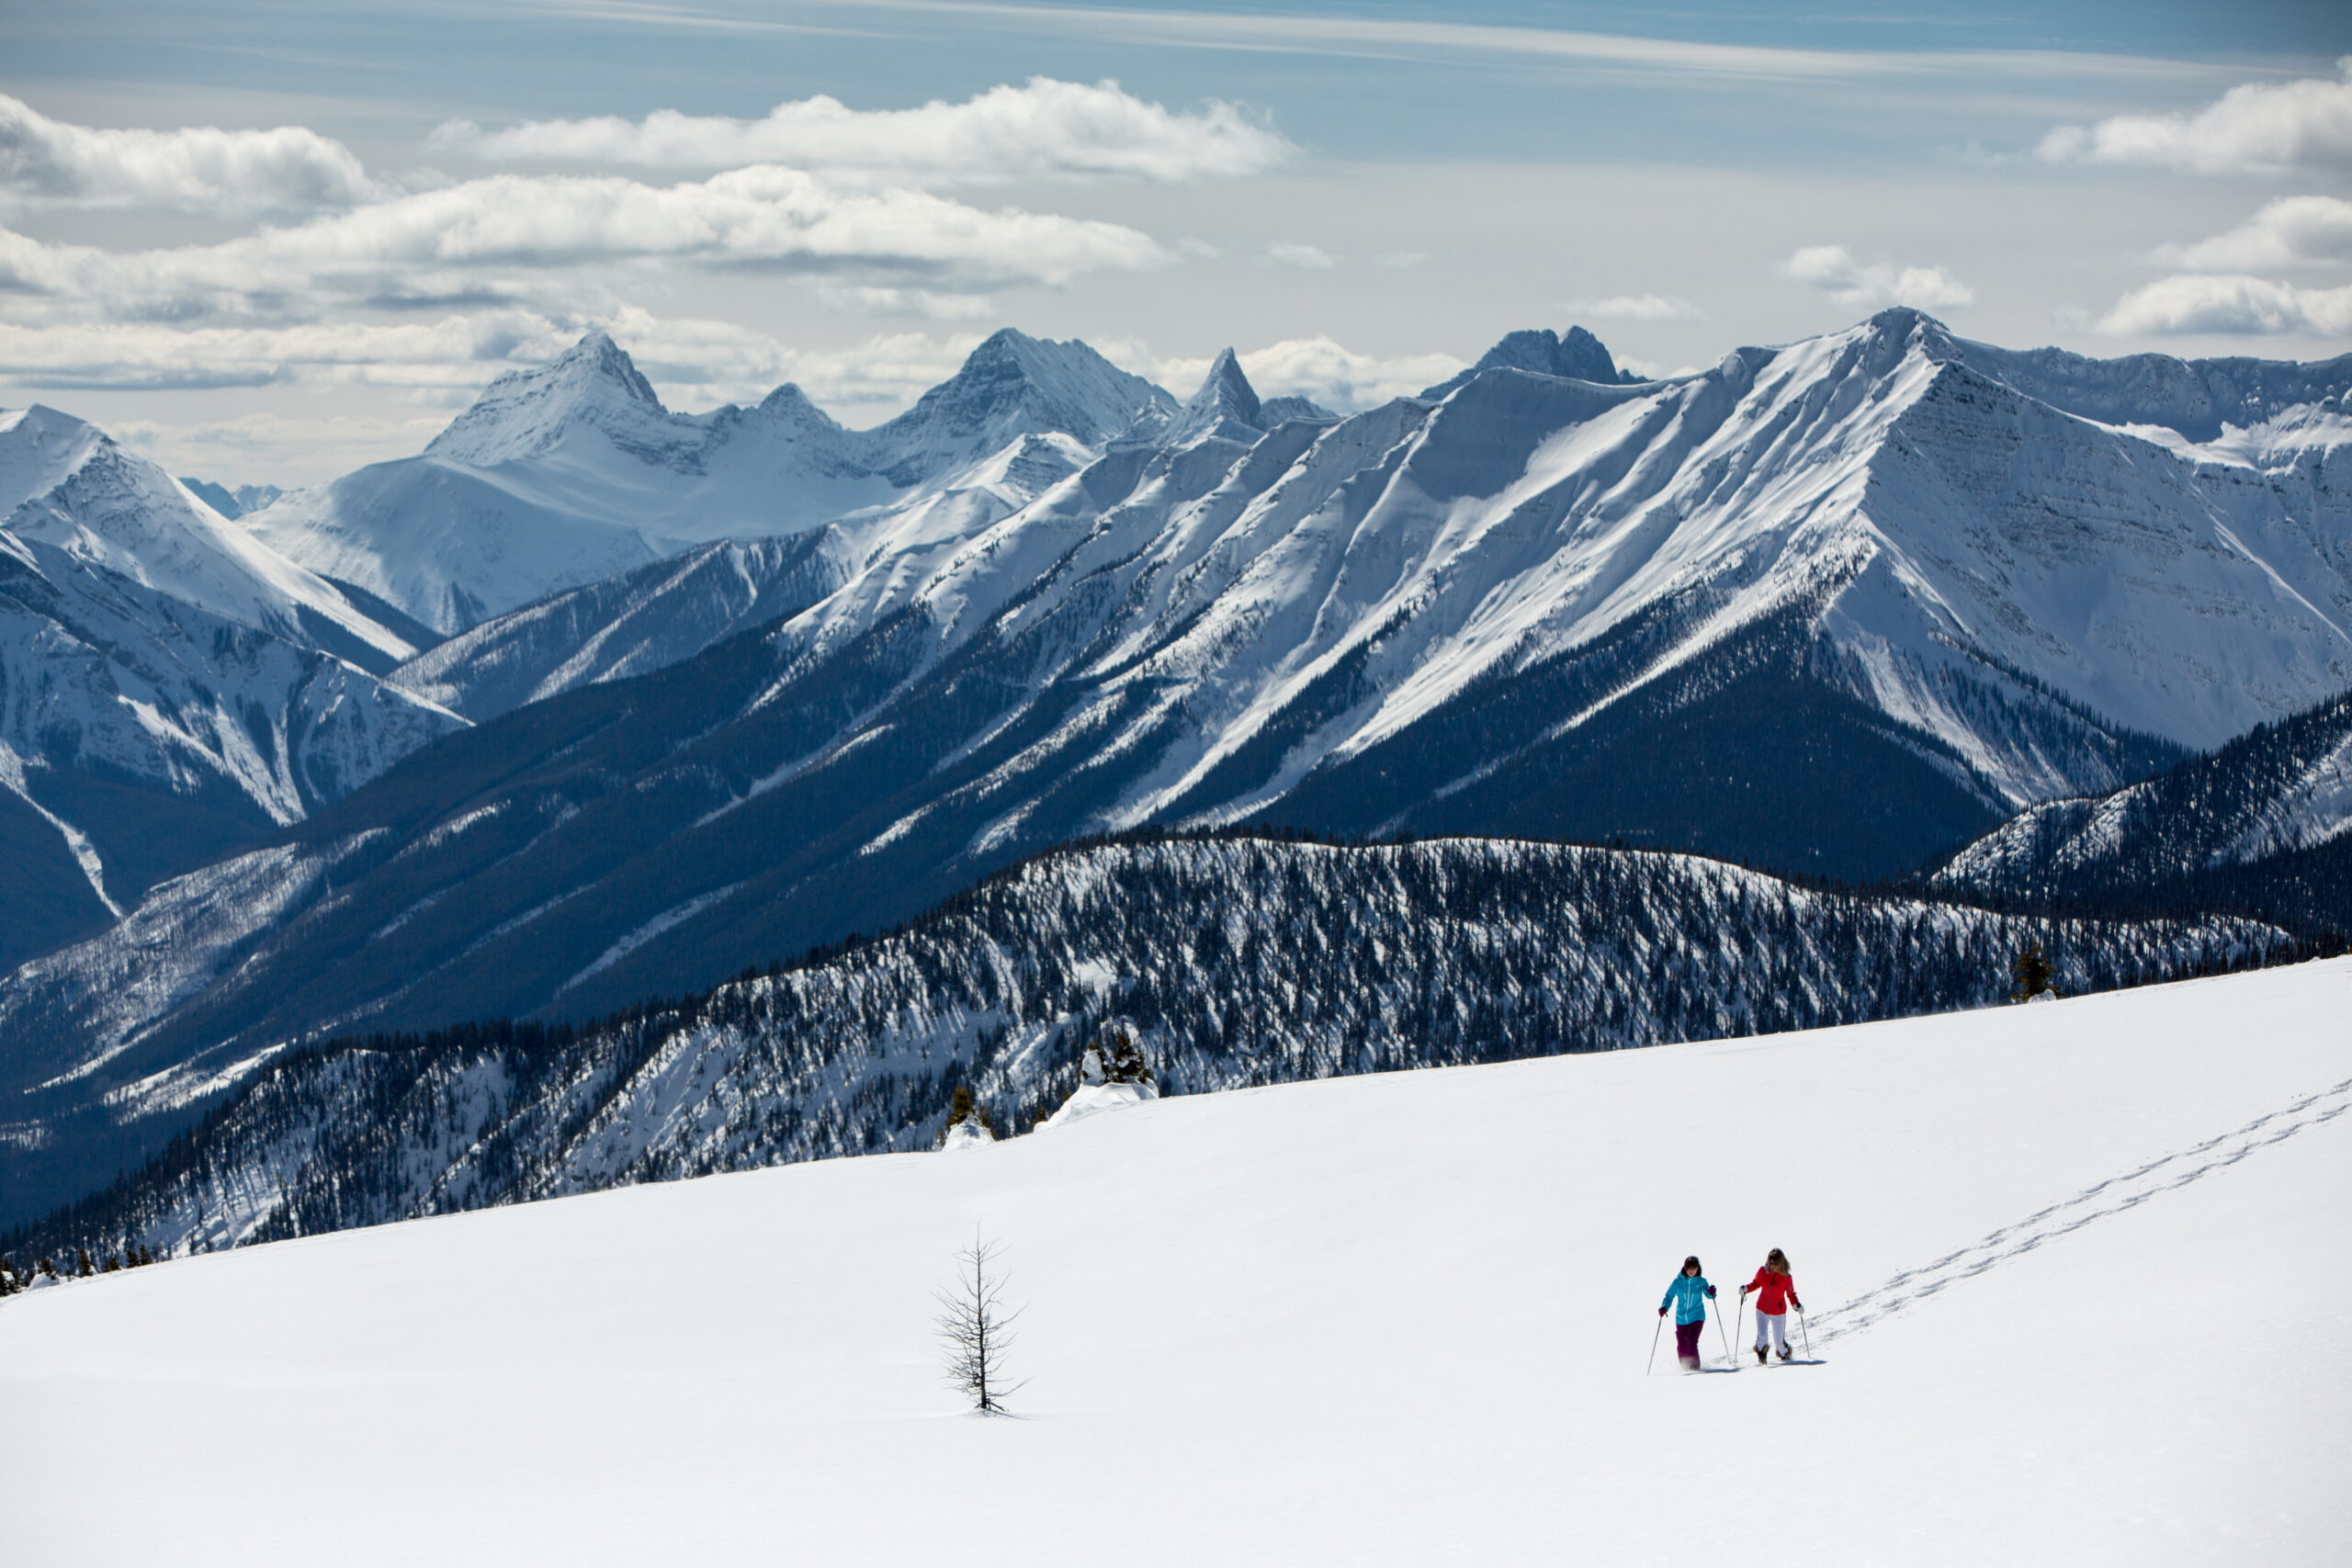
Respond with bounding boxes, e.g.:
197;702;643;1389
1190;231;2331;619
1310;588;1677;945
1035;1077;1157;1130
5;959;2346;1566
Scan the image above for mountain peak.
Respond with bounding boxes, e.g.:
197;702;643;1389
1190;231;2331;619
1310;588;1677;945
427;331;673;467
870;329;1175;483
1166;347;1264;446
1421;326;1632;399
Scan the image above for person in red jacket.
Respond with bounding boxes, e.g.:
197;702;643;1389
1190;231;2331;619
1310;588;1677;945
1740;1248;1803;1363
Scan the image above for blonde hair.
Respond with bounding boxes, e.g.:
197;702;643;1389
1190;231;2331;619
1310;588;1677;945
1767;1248;1791;1274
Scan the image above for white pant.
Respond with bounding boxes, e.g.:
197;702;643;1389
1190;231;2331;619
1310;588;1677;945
1754;1309;1789;1354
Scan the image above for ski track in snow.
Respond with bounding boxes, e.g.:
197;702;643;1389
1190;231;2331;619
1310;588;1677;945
1813;1074;2352;1344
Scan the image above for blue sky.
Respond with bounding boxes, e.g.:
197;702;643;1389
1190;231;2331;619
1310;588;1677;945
4;0;2349;480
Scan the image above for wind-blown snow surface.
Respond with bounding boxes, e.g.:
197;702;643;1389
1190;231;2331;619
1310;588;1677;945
5;959;2346;1567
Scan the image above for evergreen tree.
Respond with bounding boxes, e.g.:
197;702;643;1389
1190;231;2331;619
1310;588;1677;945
2011;941;2055;1001
939;1085;996;1144
74;1247;92;1279
1081;1021;1153;1086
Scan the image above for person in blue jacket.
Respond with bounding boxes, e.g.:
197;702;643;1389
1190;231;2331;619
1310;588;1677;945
1659;1255;1718;1371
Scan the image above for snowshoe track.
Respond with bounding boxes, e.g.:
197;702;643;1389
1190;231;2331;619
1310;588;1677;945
1811;1075;2352;1345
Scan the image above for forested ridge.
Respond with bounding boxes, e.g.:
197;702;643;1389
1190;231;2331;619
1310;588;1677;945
6;831;2289;1273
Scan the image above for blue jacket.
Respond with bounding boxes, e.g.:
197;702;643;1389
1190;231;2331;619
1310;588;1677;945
1661;1272;1717;1325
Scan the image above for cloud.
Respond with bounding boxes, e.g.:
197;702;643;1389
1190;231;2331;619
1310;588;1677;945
2097;275;2352;336
1563;292;1707;321
2040;58;2352;175
1781;245;1974;310
1265;241;1336;269
0;167;1172;324
432;77;1291;186
1156;336;1465;412
2154;196;2352;272
0;93;377;211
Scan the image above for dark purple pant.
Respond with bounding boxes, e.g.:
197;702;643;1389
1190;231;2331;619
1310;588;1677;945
1675;1320;1703;1366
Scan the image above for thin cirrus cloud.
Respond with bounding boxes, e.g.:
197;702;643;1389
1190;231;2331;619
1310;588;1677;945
2040;57;2352;175
1563;293;1707;321
1781;245;1974;310
2098;275;2352;336
431;77;1293;186
0;93;378;211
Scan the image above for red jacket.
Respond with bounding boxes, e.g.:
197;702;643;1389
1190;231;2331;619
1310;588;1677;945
1745;1268;1801;1314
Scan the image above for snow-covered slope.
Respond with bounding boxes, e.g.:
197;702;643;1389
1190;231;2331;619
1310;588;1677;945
5;958;2345;1567
0;407;461;966
246;329;1174;635
1;407;417;671
2;832;2272;1244
388;534;842;721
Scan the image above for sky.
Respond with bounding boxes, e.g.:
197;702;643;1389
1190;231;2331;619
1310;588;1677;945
3;0;2350;484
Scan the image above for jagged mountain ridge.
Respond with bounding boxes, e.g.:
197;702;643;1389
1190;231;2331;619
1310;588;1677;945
15;310;2352;1062
0;407;461;966
6;832;2280;1258
11;310;2352;1226
246;329;1178;635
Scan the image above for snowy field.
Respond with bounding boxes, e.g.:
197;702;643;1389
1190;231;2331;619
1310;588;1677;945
6;961;2349;1566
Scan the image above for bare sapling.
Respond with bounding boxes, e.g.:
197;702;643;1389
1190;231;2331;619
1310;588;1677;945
935;1229;1026;1415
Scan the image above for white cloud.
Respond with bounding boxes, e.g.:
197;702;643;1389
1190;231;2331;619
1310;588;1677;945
432;77;1291;187
2040;58;2352;175
1265;241;1336;269
2097;274;2352;337
0;93;377;211
1563;292;1707;321
2154;196;2352;272
1781;245;1974;310
0;167;1171;324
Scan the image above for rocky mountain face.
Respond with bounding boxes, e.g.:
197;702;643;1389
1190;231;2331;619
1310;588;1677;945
244;329;1176;635
0;406;460;966
7;832;2279;1258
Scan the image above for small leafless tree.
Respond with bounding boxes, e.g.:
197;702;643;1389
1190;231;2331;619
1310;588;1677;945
935;1229;1026;1415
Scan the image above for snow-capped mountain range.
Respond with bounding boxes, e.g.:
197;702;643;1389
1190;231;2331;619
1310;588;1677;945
7;308;2352;1235
0;406;458;964
244;328;1179;636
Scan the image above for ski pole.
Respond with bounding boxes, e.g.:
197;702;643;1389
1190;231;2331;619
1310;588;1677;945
1799;1306;1812;1359
1647;1313;1664;1375
1711;1294;1733;1368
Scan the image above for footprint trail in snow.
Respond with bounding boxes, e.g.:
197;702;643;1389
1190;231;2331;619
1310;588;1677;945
1809;1074;2352;1346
